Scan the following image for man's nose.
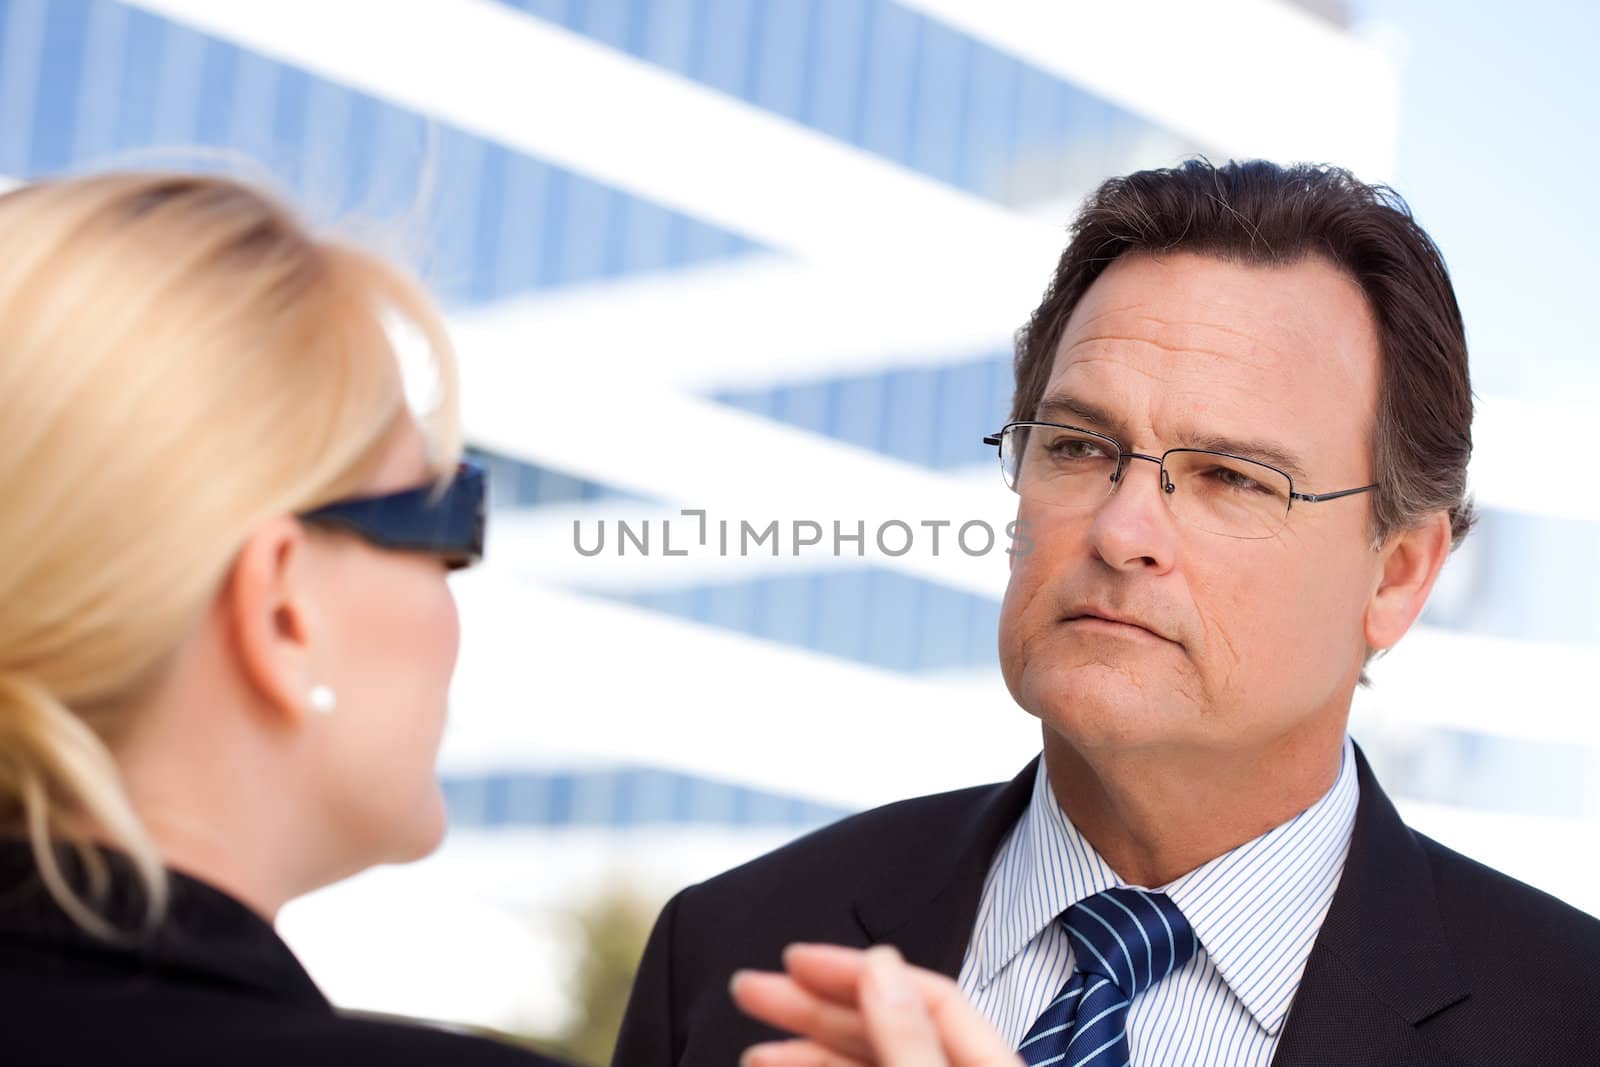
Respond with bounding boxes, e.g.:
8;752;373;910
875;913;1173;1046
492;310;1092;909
1088;453;1178;573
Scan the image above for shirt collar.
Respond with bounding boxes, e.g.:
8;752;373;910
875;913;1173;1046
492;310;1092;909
1163;735;1359;1034
964;753;1120;990
967;736;1360;1037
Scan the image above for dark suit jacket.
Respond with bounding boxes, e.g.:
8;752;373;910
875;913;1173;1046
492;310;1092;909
613;746;1600;1066
0;841;570;1067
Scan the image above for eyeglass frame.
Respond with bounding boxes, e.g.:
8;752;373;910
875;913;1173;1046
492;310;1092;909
297;461;487;570
982;421;1378;531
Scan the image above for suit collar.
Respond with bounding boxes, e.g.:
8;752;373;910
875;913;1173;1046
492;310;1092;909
0;838;328;1009
964;738;1362;1038
849;742;1472;1065
1269;743;1471;1066
853;756;1039;977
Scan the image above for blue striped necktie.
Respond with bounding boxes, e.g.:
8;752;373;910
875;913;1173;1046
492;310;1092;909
1016;887;1197;1067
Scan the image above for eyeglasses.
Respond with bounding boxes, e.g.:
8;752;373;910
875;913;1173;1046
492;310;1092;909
982;422;1377;540
298;461;486;569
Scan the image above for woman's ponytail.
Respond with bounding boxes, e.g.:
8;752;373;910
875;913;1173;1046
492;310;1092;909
0;672;166;937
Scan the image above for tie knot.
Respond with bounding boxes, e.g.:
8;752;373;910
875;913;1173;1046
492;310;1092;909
1059;888;1195;997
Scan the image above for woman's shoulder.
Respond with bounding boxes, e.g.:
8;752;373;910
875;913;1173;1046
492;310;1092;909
222;1009;574;1066
0;924;572;1066
1;959;571;1066
0;841;576;1067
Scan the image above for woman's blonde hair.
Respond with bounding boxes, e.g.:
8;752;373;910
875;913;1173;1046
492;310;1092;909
0;171;461;936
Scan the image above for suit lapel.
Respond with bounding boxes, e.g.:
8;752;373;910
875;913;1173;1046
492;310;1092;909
1270;948;1469;1067
852;757;1040;978
1271;745;1471;1067
850;746;1474;1065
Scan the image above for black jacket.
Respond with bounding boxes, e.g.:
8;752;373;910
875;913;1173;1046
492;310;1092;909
0;841;569;1066
613;746;1600;1066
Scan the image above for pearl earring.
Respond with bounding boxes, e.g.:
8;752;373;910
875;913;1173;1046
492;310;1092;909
307;684;337;715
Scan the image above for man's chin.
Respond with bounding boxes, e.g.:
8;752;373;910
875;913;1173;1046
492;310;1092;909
1024;660;1200;750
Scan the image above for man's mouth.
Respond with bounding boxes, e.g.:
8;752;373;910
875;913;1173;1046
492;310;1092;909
1062;611;1170;643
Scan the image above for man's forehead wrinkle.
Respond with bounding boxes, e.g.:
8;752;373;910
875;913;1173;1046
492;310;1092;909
1066;271;1310;336
1057;337;1283;397
1050;353;1172;393
1064;305;1297;360
1061;333;1275;371
1062;299;1148;334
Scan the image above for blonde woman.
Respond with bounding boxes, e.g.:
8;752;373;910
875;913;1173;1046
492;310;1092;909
0;172;565;1065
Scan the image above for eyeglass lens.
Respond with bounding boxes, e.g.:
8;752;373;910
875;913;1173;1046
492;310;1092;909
1000;424;1293;540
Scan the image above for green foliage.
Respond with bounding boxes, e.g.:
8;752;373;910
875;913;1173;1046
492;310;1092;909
514;887;657;1066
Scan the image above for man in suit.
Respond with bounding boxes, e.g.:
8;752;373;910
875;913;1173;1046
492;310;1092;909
613;160;1600;1067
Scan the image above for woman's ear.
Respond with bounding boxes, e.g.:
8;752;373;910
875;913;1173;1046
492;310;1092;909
1364;510;1452;653
222;516;321;725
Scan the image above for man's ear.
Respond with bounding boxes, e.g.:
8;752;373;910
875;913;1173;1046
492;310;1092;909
222;516;320;725
1364;510;1453;652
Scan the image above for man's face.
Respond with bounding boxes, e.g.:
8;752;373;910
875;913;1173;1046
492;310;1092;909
999;251;1385;759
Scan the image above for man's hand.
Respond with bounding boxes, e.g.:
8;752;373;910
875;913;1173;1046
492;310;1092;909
730;943;1023;1067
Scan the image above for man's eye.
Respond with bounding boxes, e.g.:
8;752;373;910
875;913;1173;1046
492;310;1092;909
1208;466;1269;493
1046;438;1106;460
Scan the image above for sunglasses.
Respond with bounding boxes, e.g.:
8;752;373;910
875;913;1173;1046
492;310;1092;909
298;461;486;570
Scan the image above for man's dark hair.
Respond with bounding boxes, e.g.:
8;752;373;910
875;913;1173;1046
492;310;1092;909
1013;158;1475;547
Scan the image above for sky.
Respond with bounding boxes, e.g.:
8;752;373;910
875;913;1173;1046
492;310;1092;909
1353;0;1600;404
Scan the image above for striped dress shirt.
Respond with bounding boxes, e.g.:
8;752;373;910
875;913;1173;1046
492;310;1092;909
957;736;1359;1066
